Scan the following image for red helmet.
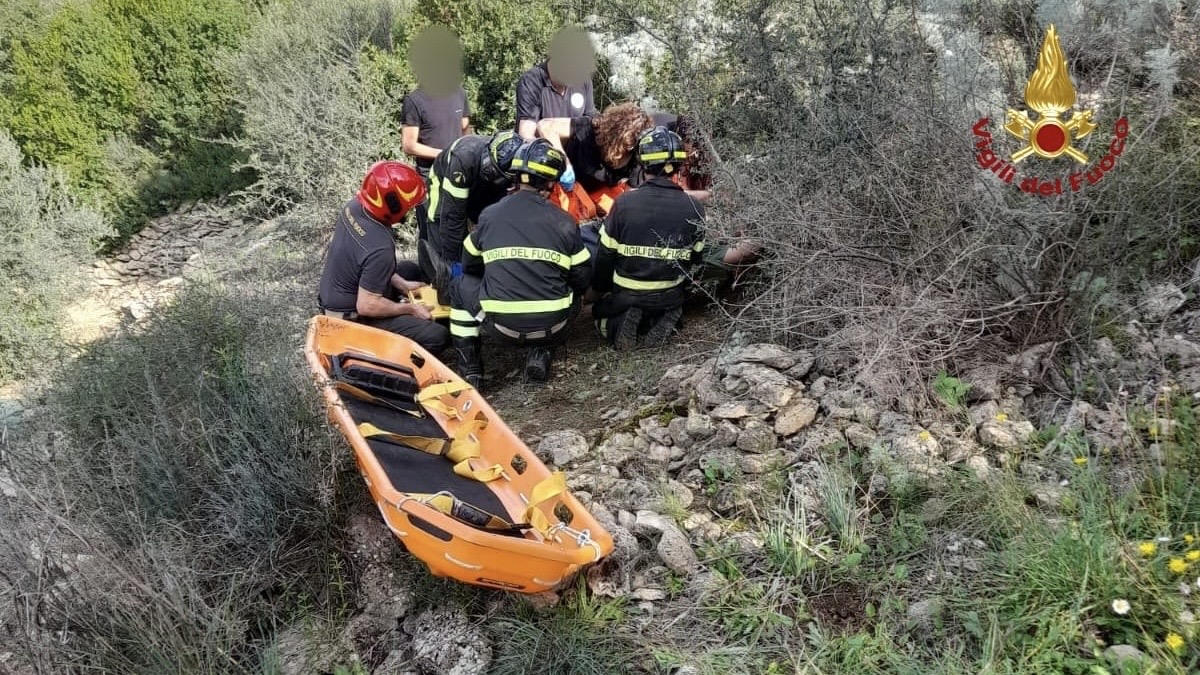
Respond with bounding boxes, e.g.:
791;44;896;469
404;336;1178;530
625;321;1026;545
357;161;426;225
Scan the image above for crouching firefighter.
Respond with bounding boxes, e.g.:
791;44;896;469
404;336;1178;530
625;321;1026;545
592;126;705;349
448;139;592;386
421;130;525;294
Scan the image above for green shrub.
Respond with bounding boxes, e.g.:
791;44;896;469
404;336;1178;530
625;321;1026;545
0;131;110;383
4;284;341;671
225;0;403;217
1;0;252;242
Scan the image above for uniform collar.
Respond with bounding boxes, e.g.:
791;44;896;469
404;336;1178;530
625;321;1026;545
646;175;682;189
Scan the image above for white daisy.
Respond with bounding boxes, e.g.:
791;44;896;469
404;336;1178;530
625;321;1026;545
1111;599;1131;615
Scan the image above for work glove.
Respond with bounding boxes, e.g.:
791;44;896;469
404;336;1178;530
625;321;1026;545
450;262;463;279
559;165;576;192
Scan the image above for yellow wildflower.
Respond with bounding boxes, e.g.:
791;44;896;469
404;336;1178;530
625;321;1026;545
1165;632;1185;653
917;430;932;442
995;412;1009;422
1073;456;1088;466
1187;550;1200;562
1186;534;1195;545
1139;541;1158;557
1169;558;1189;575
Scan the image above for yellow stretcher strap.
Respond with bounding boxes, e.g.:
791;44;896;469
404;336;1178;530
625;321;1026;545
333;381;421;416
357;422;449;454
357;411;505;483
408;493;528;532
523;472;568;537
417;380;474;417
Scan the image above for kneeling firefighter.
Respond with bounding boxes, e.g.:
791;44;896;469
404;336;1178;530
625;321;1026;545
592;126;705;349
449;139;592;387
421;130;525;293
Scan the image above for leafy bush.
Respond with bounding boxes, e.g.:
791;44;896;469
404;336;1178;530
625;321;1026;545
2;284;341;671
225;0;403;217
0;0;252;240
0;131;110;383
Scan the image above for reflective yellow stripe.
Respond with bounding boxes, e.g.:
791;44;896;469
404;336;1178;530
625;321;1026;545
449;308;476;322
442;180;469;199
569;248;590;265
613;273;683;291
599;227;618;249
693;240;706;252
482;246;570;269
511;158;559;179
614;242;693;260
463;236;481;256
450;323;480;337
428;171;442;216
480;295;573;314
639;150;687;161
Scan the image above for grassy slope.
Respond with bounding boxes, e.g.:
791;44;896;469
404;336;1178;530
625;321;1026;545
3;231;1198;674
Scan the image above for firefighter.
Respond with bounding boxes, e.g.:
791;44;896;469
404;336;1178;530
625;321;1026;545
420;130;525;294
317;161;449;354
592;126;704;350
449;139;591;387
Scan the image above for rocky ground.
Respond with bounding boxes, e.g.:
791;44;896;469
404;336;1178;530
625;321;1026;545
3;201;1200;673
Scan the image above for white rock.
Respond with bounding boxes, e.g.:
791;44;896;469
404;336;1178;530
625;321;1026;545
538;430;590;467
404;608;492;675
978;419;1035;451
711;401;755;420
774;398;819;436
1139;282;1186;322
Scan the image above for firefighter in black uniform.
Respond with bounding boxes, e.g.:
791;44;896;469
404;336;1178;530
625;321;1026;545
317;161;449;354
449;139;591;386
421;130;524;293
592;126;705;349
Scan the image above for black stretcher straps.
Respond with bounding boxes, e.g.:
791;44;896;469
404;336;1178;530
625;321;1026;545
330;351;423;415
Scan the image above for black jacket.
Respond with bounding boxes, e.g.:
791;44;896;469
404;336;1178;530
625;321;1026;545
594;176;705;298
462;189;591;330
427;135;510;262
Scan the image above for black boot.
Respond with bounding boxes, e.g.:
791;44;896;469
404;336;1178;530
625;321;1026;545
524;346;553;383
452;337;483;389
642;306;682;347
613;307;642;351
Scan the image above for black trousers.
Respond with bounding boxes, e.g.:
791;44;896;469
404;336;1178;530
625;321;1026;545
448;274;577;348
354;259;448;354
592;288;683;345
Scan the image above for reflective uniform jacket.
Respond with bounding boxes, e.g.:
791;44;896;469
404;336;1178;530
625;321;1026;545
594;176;705;301
427;135;509;263
462;190;592;331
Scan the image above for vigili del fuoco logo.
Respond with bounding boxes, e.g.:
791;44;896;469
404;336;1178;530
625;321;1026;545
972;24;1129;196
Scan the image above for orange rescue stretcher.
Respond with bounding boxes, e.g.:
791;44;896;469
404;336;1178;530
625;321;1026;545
304;316;613;592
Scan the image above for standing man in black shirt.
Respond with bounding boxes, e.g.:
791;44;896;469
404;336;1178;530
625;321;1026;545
448;140;591;387
403;24;471;274
318;161;450;355
515;26;597;140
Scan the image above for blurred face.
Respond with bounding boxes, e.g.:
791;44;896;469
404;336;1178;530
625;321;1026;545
409;24;464;97
547;26;596;88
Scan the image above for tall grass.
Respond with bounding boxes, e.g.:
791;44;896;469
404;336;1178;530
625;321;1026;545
1;284;343;672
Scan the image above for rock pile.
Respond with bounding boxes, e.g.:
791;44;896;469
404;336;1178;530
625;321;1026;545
91;201;244;285
270;515;494;675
